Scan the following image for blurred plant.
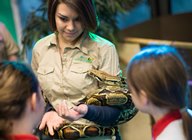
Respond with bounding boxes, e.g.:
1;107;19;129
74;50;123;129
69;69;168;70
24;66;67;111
22;0;142;57
95;0;142;44
21;0;48;58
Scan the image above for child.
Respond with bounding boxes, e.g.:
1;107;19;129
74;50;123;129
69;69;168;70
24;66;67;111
126;45;192;140
0;61;45;140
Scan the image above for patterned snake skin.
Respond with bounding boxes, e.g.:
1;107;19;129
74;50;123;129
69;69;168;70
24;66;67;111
43;69;138;139
85;69;138;125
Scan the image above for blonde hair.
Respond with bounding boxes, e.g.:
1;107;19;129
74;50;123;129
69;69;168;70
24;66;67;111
0;61;39;135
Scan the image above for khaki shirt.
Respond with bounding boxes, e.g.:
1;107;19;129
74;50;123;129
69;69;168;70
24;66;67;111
0;22;19;61
31;32;120;125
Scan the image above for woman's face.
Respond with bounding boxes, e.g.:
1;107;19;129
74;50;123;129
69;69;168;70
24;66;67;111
55;3;84;43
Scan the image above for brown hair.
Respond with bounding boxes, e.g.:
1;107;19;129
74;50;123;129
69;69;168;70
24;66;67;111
48;0;98;32
126;45;192;140
0;61;39;135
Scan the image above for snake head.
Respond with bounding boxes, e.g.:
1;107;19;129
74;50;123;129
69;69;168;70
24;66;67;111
87;69;128;89
87;69;104;82
87;69;121;83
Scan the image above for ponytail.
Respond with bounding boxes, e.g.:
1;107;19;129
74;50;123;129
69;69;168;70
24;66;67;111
0;118;12;135
181;108;192;140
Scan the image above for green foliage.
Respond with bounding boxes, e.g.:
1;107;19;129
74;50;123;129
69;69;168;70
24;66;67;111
21;0;48;57
22;0;141;56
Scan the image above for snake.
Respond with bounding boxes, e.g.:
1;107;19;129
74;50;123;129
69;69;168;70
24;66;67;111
85;69;138;125
43;69;138;139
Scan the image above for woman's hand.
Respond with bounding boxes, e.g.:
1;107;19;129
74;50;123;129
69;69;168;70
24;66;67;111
56;100;88;121
39;111;65;136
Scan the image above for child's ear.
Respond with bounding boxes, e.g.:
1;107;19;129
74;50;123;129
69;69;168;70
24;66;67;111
140;90;149;105
30;93;37;111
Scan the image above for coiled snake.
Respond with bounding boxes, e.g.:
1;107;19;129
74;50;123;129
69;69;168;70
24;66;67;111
85;69;138;124
43;69;138;139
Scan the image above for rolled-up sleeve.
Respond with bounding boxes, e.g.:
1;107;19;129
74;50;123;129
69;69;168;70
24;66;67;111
98;45;120;76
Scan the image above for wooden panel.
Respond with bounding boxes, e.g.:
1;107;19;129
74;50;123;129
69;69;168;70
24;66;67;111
121;37;192;80
118;13;192;42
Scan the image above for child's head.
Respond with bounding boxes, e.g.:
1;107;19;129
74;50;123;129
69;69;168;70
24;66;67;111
126;45;188;112
0;61;44;134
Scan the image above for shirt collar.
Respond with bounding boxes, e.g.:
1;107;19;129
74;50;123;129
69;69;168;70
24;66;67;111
152;109;182;140
48;32;89;54
6;134;39;140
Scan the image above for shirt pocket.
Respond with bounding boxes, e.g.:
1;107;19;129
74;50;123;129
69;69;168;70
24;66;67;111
69;62;94;89
70;62;92;74
37;66;54;75
37;66;55;91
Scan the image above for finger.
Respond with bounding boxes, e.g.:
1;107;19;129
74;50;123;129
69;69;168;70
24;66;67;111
59;104;65;117
39;115;47;130
53;124;59;131
47;123;55;136
58;100;68;117
73;106;80;112
51;117;65;131
61;100;68;115
74;104;87;115
53;113;65;125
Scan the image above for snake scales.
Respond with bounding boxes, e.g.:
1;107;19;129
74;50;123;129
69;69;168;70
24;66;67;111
43;69;138;139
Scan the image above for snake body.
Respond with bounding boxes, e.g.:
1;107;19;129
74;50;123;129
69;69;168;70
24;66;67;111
85;69;138;124
43;69;138;139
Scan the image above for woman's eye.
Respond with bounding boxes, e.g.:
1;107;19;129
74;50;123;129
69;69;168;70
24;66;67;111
59;16;68;22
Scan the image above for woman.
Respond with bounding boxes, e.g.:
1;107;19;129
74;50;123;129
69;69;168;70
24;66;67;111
31;0;127;140
126;45;192;140
0;61;45;140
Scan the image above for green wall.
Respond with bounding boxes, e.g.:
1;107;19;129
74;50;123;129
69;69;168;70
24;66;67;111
0;0;18;42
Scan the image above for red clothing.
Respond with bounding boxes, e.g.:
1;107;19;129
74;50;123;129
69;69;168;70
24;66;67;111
2;134;39;140
152;110;186;140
